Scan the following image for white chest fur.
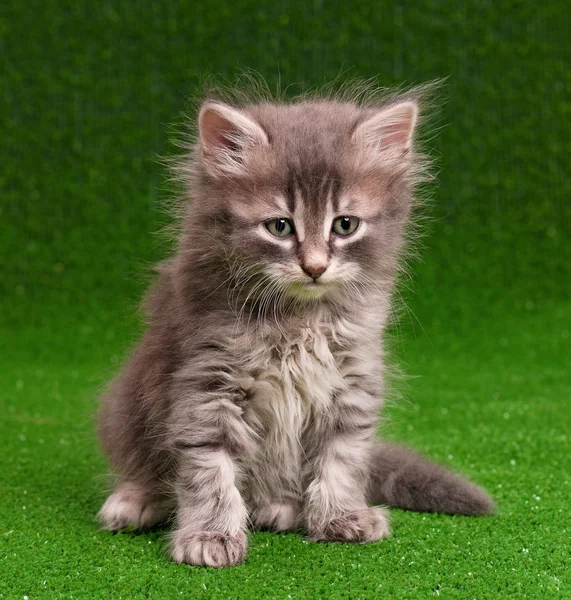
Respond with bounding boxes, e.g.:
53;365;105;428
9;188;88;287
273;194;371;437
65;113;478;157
234;310;381;438
243;321;344;440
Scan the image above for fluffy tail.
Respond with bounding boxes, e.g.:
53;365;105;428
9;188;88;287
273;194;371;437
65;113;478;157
367;443;495;515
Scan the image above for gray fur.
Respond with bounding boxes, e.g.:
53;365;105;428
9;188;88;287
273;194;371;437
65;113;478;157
368;444;495;516
97;80;493;567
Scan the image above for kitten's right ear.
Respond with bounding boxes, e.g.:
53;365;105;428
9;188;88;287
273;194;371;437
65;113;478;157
198;102;269;177
353;101;418;163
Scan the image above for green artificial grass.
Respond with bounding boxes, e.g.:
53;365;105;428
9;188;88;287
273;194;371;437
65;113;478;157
1;1;569;598
1;308;569;598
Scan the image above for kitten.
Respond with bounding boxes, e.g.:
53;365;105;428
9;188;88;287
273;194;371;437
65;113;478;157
97;80;494;568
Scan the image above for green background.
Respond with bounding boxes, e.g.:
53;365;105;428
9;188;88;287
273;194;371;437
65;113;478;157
1;1;569;598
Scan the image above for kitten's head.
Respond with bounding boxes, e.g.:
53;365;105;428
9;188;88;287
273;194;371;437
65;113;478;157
184;86;430;310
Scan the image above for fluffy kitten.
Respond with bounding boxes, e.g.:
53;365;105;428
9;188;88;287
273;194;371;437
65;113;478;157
97;80;494;568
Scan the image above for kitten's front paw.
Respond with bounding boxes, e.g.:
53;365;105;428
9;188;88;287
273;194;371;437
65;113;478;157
253;502;298;532
171;530;247;567
98;482;170;531
311;507;391;543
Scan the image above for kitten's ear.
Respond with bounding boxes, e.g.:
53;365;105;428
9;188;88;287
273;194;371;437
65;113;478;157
198;102;269;177
353;101;418;159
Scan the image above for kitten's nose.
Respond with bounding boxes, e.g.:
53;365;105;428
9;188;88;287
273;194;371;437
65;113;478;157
302;262;328;280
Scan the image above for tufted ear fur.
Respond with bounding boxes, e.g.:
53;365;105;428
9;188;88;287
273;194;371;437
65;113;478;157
353;101;418;160
198;102;269;177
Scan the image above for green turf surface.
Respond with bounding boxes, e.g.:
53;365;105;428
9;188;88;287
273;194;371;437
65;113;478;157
1;1;569;598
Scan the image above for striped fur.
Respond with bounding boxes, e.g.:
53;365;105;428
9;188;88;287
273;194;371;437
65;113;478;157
97;80;493;568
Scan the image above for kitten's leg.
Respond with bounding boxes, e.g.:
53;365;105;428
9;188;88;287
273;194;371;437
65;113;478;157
98;480;171;530
169;382;256;567
171;446;248;567
304;389;390;543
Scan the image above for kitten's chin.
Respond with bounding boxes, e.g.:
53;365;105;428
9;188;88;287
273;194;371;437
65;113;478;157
285;281;331;301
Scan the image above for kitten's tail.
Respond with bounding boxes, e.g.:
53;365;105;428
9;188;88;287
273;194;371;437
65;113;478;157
367;443;495;515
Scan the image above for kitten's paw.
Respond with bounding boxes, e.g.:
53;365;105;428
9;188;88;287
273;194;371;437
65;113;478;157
253;502;298;532
311;507;391;543
97;481;170;531
171;530;247;567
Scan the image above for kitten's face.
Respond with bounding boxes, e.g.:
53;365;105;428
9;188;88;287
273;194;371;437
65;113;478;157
195;100;418;304
223;182;390;303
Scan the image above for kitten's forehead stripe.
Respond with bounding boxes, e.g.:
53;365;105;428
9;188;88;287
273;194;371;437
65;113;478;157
293;184;306;243
285;175;297;214
323;185;335;241
271;195;290;215
330;178;341;214
338;194;351;214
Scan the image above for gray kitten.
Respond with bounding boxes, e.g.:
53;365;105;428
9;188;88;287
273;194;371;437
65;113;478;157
97;81;494;568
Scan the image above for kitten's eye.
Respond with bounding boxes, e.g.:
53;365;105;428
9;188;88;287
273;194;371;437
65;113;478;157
332;216;360;236
265;218;294;238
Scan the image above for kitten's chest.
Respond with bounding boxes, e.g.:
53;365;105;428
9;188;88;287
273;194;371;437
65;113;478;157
241;319;347;435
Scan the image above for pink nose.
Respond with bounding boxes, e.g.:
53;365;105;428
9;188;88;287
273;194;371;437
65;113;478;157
302;263;328;280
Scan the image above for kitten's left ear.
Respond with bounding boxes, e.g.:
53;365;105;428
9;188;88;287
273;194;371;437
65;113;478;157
353;101;418;159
